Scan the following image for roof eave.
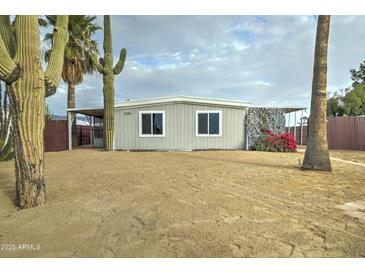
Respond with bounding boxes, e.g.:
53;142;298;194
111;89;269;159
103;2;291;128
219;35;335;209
115;96;250;109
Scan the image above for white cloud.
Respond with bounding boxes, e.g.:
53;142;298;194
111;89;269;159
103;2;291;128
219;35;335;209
46;15;365;115
255;80;271;87
232;41;250;50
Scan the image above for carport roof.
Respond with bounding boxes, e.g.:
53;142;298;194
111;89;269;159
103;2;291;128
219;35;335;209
67;107;104;118
251;106;307;113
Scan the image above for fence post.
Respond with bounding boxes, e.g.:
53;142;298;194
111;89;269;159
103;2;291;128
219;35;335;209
294;110;297;140
300;109;304;146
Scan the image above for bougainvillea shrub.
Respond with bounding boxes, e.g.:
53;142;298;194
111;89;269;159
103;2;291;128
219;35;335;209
254;129;297;152
246;108;286;149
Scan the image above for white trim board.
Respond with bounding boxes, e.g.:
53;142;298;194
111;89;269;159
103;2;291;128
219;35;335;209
116;95;250;109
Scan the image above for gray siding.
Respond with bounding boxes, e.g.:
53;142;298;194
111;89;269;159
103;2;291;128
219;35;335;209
114;102;247;150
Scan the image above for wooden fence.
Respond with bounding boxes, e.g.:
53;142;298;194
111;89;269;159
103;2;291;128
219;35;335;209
44;120;103;152
287;125;308;146
286;116;365;150
327;116;365;150
44;120;68;152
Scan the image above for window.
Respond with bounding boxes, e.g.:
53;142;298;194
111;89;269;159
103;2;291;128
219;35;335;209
196;110;222;136
139;111;165;137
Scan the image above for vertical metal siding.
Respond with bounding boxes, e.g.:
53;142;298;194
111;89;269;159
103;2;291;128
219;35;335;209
114;102;247;150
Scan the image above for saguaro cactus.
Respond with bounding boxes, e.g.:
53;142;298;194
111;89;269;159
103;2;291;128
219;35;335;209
95;15;126;151
0;15;68;208
0;82;13;161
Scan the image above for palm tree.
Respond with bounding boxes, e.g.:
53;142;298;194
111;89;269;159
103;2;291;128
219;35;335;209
44;16;101;145
302;15;332;171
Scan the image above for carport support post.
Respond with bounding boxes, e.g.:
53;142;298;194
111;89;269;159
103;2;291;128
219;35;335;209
294;111;297;140
92;116;95;146
300;109;304;146
89;116;93;146
68;111;75;150
287;112;291;133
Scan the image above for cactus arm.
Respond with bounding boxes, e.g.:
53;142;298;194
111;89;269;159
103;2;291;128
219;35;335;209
0;16;16;58
0;35;20;84
0;132;13;161
44;15;69;97
99;57;105;67
113;48;127;75
91;55;106;74
103;15;112;66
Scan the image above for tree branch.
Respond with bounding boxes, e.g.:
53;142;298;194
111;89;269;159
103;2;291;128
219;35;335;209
91;55;106;74
44;15;69;98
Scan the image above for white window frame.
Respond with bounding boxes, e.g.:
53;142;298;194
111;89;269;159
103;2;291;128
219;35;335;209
139;110;166;137
195;110;222;137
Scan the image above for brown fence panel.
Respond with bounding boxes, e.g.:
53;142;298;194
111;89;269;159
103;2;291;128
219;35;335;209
327;117;365;150
286;126;308;145
81;126;90;145
77;125;91;145
286;117;365;150
45;121;104;151
75;125;103;146
44;120;68;152
358;117;365;150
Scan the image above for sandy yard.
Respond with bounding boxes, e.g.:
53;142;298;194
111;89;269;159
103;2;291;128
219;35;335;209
0;149;364;258
330;150;365;165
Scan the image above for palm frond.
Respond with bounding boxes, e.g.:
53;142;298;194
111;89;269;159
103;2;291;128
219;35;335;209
43;15;101;85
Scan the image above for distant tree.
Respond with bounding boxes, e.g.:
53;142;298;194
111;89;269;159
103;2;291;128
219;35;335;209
327;90;345;116
326;54;365;117
302;15;332;171
45;104;54;120
343;83;365;115
350;61;365;85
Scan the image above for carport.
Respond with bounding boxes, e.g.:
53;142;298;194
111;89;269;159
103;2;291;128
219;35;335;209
284;107;307;146
67;108;104;150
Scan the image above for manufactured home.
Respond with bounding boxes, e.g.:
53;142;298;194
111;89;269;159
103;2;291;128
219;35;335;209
68;96;250;151
67;95;306;151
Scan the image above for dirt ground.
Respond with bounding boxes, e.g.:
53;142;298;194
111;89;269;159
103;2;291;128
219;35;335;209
330;150;365;165
0;149;364;258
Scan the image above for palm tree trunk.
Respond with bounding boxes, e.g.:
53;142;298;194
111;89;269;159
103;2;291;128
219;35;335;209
67;83;78;147
302;15;332;171
67;83;75;109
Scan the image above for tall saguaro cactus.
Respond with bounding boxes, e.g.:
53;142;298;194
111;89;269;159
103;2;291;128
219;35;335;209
95;15;127;151
0;15;68;208
0;82;13;161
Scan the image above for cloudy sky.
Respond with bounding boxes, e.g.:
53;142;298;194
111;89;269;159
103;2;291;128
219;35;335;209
46;15;365;115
